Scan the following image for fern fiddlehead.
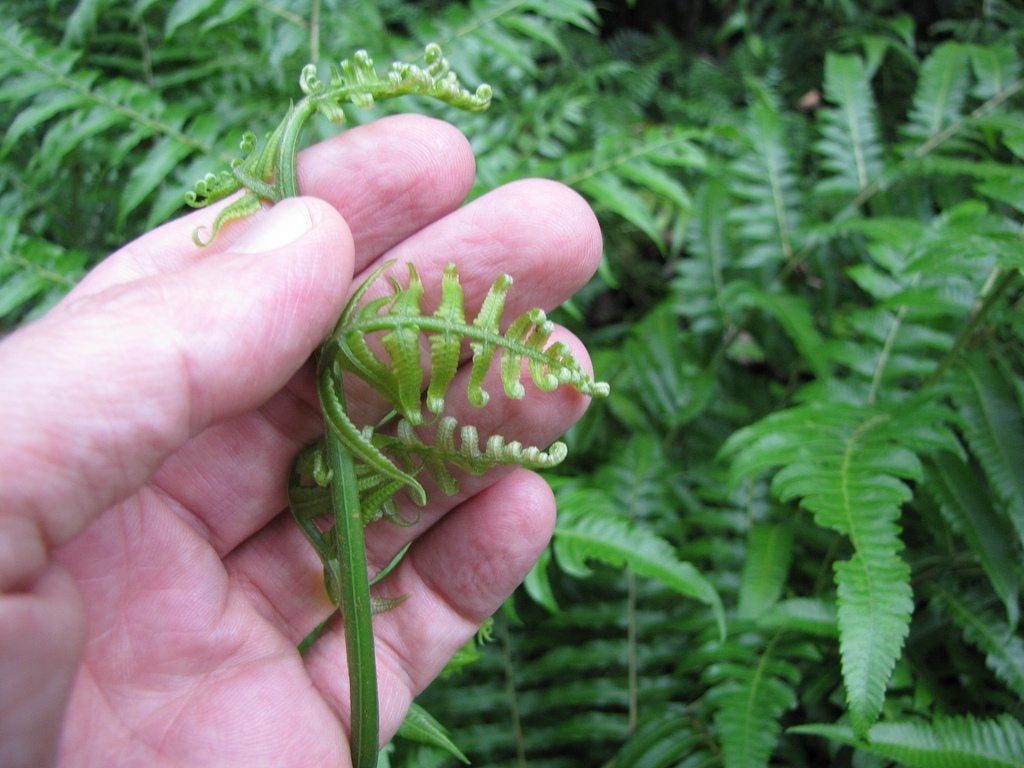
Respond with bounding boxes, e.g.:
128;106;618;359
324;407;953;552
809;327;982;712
185;44;491;246
292;262;608;766
189;46;607;768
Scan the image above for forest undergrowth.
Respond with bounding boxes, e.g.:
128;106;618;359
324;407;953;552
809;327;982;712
2;1;1023;766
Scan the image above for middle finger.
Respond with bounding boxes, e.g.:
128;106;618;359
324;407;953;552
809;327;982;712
150;178;601;556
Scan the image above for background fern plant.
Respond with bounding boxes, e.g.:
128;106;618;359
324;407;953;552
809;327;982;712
4;1;1024;766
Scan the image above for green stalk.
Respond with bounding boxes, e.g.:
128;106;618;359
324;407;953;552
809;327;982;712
320;364;379;768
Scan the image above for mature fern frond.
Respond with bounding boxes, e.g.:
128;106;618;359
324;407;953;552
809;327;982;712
553;487;725;637
902;42;972;148
607;706;705;768
563;128;705;253
722;400;957;735
728;100;803;267
727;285;831;380
0;218;88;329
815;53;884;198
674;177;733;336
968;43;1022;100
924;453;1021;625
952;353;1024;552
793;715;1024;768
0;21;219;198
933;587;1024;700
609;303;716;432
705;635;800;768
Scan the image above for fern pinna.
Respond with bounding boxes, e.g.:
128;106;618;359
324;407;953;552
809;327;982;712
184;44;607;768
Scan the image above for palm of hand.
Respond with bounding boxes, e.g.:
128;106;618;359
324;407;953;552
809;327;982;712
58;485;347;766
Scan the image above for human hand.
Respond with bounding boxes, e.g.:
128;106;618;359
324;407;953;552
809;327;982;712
0;115;601;767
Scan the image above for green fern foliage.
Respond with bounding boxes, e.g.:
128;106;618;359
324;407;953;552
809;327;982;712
903;43;972;148
723;401;956;735
815;53;884;197
0;217;87;329
952;353;1024;552
553;487;725;638
728;100;802;267
933;588;1024;701
6;3;1024;767
737;523;793;620
925;453;1021;626
705;635;800;768
794;715;1024;768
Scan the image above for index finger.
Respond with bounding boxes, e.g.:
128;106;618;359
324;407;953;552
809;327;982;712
72;114;476;298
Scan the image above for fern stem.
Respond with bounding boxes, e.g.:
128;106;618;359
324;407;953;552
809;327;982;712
0;250;79;288
626;567;639;735
867;306;908;405
0;34;218;158
319;368;379;768
342;315;552;362
136;20;153;86
929;269;1018;385
498;618;528;767
416;0;529;61
867;274;921;405
564;134;699;187
247;0;309;28
309;0;321;65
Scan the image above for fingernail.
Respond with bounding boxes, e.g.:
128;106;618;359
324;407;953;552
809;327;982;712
232;200;316;254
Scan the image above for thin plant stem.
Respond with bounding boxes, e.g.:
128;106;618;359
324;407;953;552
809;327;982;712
867;274;921;406
249;0;308;27
136;20;153;86
498;618;528;768
320;365;379;768
928;268;1018;385
309;0;321;65
626;568;639;735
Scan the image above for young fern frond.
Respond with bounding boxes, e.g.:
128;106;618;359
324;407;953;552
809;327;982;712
294;259;609;600
185;45;492;246
331;262;609;426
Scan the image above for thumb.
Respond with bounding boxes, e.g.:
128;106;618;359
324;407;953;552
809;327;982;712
0;197;353;572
